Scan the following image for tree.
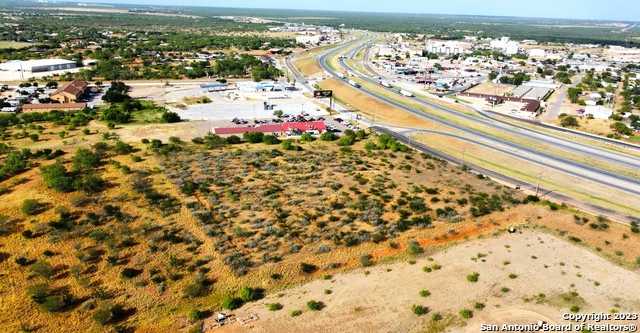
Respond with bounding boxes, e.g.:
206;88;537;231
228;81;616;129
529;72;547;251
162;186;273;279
560;116;579;127
72;148;101;172
102;81;131;103
243;132;264;143
611;122;633;136
567;87;582;104
162;111;181;123
41;161;73;192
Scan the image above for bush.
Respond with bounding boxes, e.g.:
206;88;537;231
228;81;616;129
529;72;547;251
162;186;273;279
459;309;473;319
407;240;423;255
31;260;55;279
114;141;134;154
40;161;73;192
72;148;101;172
419;289;431;297
222;296;243;310
21;199;45;216
412;304;429;316
466;272;480;283
290;309;303;317
262;135;280;145
320;132;337;141
120;267;142;279
226;135;242;144
474;302;485;310
187;309;207;323
243;132;264;143
300;262;318;274
28;283;74;312
73;173;105;193
93;303;127;325
266;303;283;311
183;275;210;298
360;254;374;267
162;111;181;123
238;286;264;302
306;300;325;311
560;116;579;127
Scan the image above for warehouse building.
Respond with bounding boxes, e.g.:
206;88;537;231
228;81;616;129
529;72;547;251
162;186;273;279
0;59;78;80
0;59;76;73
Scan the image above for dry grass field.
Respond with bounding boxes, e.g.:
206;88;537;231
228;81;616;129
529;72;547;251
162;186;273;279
0;110;639;333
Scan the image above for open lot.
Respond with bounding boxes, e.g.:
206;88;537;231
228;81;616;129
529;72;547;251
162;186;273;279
220;230;640;333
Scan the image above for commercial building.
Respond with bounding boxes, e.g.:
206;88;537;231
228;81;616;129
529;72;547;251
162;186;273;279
0;59;76;73
0;58;79;80
50;80;88;103
425;40;472;56
490;37;520;56
214;121;326;135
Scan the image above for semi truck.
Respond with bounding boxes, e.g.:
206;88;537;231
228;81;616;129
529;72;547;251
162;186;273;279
399;89;414;97
348;80;361;88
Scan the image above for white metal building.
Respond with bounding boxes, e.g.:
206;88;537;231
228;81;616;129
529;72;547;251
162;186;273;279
0;59;76;73
490;37;520;56
425;40;472;56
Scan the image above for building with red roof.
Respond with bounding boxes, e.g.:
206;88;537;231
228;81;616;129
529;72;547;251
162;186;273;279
214;121;326;135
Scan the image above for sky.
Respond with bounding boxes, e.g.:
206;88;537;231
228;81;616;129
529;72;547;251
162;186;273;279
81;0;640;21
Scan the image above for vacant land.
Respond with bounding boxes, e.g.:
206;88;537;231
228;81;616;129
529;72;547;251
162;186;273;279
0;110;638;333
0;41;33;50
222;230;640;333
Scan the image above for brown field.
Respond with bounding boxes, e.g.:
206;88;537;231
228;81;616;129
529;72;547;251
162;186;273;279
293;57;323;77
1;112;639;333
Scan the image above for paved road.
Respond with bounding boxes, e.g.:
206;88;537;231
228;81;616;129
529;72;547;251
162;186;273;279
308;37;640;222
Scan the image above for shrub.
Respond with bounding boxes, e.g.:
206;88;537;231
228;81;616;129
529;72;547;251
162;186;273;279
28;283;74;312
114;141;134;154
320;132;337;141
466;272;480;283
474;302;485;310
243;132;264;143
72;148;101;172
188;309;209;322
419;289;431;297
226;135;242;144
262;135;280;145
306;300;325;311
407;240;423;255
412;304;429;316
238;286;264;302
93;303;127;325
120;267;142;279
183;275;210;298
73;173;105;193
300;262;318;274
222;296;243;310
267;303;283;311
360;254;374;267
459;309;473;319
162;111;181;123
560;116;579;127
21;199;45;216
31;260;55;279
290;309;303;317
